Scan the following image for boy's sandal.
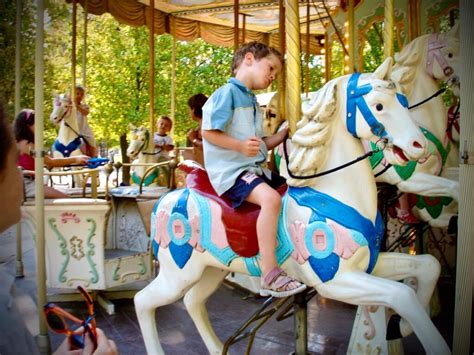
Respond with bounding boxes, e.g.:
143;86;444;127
260;267;307;298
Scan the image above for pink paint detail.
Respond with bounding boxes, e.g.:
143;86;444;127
154;210;170;248
209;201;229;249
289;221;310;264
60;212;80;223
189;216;204;252
313;230;327;251
329;221;359;259
172;220;185;239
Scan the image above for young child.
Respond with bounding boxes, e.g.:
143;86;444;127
153;115;174;160
185;93;208;166
201;42;306;298
75;85;98;157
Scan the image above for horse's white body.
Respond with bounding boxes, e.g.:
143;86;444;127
134;59;450;354
126;126;166;187
372;26;460;227
50;95;85;186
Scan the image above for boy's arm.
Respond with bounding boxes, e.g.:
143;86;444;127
202;129;261;157
262;126;288;150
77;103;89;116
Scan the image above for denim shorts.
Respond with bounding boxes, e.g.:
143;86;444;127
223;170;286;209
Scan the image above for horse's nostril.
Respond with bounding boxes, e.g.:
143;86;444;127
413;141;423;149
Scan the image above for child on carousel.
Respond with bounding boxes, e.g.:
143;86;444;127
201;41;306;298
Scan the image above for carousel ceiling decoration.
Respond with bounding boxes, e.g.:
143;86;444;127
68;0;340;54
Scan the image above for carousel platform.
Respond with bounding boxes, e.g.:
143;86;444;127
1;223;458;354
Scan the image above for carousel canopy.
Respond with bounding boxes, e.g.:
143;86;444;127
68;0;340;54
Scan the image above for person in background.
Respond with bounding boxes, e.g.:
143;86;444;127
153;115;174;160
75;85;98;157
0;102;117;354
14;109;90;199
201;42;306;298
185;93;208;166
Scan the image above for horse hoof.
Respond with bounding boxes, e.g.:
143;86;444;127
386;314;402;340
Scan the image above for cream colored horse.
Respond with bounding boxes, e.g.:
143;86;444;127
134;59;450;354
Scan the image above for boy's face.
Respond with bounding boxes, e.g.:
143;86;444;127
246;53;282;90
75;89;85;103
157;118;172;135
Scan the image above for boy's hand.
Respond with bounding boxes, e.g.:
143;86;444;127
240;137;261;157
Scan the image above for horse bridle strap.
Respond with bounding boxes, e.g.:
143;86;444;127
346;73;387;139
427;33;455;80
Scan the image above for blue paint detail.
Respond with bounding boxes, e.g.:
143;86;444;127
275;197;294;267
190;190;238;266
169;242;193;269
305;221;335;259
53;137;82;157
167;213;192;246
244;256;262;276
397;93;409;108
308;254;340;282
346;73;387;139
351;230;368;246
289;186;384;278
152;239;159;259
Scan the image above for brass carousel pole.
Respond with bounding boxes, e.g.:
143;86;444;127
171;28;176;135
277;0;286;121
304;1;310;97
234;0;239;51
72;0;77;102
148;0;155;147
82;0;88;87
383;0;394;59
285;0;302;137
347;0;356;73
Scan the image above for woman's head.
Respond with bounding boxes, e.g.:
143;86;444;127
14;109;35;143
0;103;23;232
187;93;208;120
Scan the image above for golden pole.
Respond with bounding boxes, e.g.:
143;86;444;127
234;0;239;51
82;0;88;87
384;0;394;59
285;0;302;137
347;0;356;73
278;0;286;122
149;0;155;146
324;31;329;83
304;1;310;96
72;0;77;100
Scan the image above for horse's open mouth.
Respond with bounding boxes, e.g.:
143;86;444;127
393;146;409;163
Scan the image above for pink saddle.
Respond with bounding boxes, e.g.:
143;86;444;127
179;162;287;258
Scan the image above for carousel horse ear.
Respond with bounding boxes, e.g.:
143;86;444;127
373;57;393;81
447;22;459;40
129;123;136;130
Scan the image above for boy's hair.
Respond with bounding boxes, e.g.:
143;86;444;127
187;93;208;119
158;115;173;129
231;41;283;75
75;85;85;93
14;109;35;144
0;102;15;175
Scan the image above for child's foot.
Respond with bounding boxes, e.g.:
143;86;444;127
396;208;419;224
260;267;306;298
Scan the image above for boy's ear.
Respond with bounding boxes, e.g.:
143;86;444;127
244;52;254;65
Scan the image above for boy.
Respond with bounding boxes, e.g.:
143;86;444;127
75;85;98;157
202;42;306;298
154;115;174;160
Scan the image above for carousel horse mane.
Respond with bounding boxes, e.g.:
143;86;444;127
287;80;337;186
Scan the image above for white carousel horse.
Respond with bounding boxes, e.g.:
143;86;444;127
126;125;168;187
134;58;450;354
50;94;86;186
369;25;460;227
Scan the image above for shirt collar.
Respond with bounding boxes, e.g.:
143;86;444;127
228;77;254;96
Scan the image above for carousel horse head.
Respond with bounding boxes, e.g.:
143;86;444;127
126;125;151;160
286;57;427;187
50;94;74;125
392;23;460;97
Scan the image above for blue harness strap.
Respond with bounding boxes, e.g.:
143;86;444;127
53;137;82;157
346;73;387;139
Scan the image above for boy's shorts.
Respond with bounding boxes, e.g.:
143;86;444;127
223;170;286;209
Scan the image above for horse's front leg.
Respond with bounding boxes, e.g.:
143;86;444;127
183;267;228;354
316;271;450;354
134;251;206;355
397;172;459;201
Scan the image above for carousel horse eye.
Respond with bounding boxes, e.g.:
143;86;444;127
448;53;453;58
375;103;384;111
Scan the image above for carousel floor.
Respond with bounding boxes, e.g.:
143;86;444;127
1;225;459;354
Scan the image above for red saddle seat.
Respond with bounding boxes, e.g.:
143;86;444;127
179;162;287;258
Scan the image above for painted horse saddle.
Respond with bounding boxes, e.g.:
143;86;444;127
179;161;287;257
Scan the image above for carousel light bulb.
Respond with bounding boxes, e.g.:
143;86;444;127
321;78;326;83
345;44;349;49
345;66;350;72
345;55;349;60
320;38;325;44
344;33;349;38
344;21;349;27
321;48;326;54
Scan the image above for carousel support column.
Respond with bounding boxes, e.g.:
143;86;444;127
453;1;474;353
304;1;310;97
34;0;51;353
407;0;420;42
383;0;394;60
72;0;77;101
234;0;239;51
347;0;356;73
171;27;176;136
277;0;286;122
82;0;88;87
285;0;302;136
324;31;329;83
148;0;155;150
15;0;24;279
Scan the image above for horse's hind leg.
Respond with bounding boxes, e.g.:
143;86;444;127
183;267;228;354
317;271;450;354
134;256;205;355
371;252;441;337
